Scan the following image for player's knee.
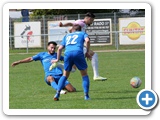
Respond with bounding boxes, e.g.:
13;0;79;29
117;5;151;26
80;69;88;76
47;76;54;83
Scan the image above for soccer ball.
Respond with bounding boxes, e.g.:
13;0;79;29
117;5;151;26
130;76;142;88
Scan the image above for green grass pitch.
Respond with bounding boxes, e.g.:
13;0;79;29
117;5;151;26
9;51;145;109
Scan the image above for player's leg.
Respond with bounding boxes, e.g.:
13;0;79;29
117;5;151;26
83;47;107;81
46;76;58;90
71;64;77;72
46;75;67;94
54;70;70;101
79;69;90;100
89;50;107;81
57;62;64;70
64;80;76;92
74;51;90;100
54;52;73;101
57;62;76;72
57;63;76;92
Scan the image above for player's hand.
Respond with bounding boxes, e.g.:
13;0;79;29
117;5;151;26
85;52;92;61
59;22;63;27
11;61;20;67
51;59;59;63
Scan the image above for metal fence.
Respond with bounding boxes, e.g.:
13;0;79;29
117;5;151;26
9;12;145;53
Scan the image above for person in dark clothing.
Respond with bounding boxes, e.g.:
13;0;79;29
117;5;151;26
21;9;29;22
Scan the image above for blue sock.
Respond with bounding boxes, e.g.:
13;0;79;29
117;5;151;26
51;81;58;90
57;76;67;92
82;75;90;96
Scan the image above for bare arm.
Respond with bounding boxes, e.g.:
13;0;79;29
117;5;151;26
85;37;90;53
85;37;92;60
59;22;73;27
51;45;64;64
57;45;64;61
11;57;33;67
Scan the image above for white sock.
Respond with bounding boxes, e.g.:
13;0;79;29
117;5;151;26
71;68;76;72
57;63;64;70
91;53;99;78
57;63;76;72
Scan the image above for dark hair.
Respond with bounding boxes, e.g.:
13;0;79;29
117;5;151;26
85;12;95;18
72;24;82;31
48;41;57;46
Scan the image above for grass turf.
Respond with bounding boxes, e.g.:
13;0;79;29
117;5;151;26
9;51;145;109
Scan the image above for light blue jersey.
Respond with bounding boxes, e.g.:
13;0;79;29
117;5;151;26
61;31;89;71
32;52;70;88
32;52;64;78
54;30;90;98
61;31;88;53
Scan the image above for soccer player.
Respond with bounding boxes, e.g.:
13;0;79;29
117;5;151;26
11;41;76;94
59;12;107;81
53;24;91;101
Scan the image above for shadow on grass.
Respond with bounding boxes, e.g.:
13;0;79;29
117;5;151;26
90;89;141;93
92;96;136;101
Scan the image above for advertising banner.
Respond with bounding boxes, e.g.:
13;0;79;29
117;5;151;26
48;20;74;45
119;17;145;45
85;19;112;45
14;22;41;48
48;19;112;45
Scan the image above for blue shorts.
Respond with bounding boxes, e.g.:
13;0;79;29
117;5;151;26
45;74;70;87
64;51;88;71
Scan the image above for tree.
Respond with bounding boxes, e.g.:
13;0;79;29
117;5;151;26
31;9;121;16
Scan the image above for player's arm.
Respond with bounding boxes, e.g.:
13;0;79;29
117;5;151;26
11;57;33;67
51;45;64;64
85;37;92;60
56;45;64;61
56;36;65;62
85;37;90;53
59;22;73;27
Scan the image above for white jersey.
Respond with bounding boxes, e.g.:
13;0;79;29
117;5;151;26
73;20;87;32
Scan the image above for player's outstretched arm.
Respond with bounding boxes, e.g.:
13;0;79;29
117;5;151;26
59;22;73;27
11;57;33;67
